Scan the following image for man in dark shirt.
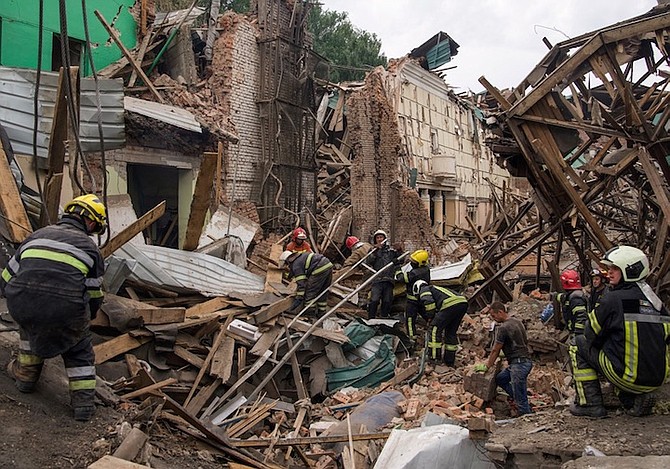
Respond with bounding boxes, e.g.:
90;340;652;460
475;302;533;415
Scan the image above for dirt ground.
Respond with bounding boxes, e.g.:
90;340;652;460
0;299;224;469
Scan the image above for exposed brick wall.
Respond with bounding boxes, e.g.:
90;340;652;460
211;12;262;204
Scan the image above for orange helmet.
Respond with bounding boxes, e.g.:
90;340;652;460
560;269;582;290
345;236;359;250
292;227;307;241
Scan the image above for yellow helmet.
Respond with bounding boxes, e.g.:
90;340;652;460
64;194;107;234
410;249;429;267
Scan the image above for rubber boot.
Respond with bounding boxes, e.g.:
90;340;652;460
71;389;96;422
73;405;96;422
7;357;43;393
628;393;656;417
443;349;456;367
569;380;607;418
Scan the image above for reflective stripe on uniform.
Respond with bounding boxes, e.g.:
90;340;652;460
624;313;670;324
407;317;414;337
69;379;97;391
598;350;656;394
425;302;436;312
18;353;44;366
444;344;458;351
406;294;417;301
66;366;96;378
21;249;90;275
1;268;11;282
294;274;307;282
88;290;104;299
623;319;638;384
569;345;587;405
20;239;94;269
312;262;333;276
85;277;102;288
588;308;602;335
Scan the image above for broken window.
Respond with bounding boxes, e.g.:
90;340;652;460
51;33;84;71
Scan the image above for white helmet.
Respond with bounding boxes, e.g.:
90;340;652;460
412;279;427;296
601;245;649;282
279;250;297;268
373;229;387;239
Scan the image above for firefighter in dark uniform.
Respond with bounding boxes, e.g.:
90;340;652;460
414;280;468;366
280;250;333;316
1;194;106;422
395;249;431;340
555;269;589;409
570;245;670;418
366;229;400;319
589;269;608;310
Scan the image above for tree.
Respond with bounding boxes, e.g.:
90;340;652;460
308;5;387;82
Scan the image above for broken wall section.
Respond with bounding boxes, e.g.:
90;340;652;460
349;68;421;243
211;12;263;204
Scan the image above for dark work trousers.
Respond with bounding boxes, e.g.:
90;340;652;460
368;281;394;319
572;334;606;407
304;269;333;316
430;302;468;365
496;358;533;414
405;300;428;338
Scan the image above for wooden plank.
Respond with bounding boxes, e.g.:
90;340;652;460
128;26;152;87
638;147;670;225
251;297;293;325
40;67;69;227
277;317;349;344
183;325;226;407
173;345;205;369
249;326;281;356
94;10;164;103
264;244;285;292
94;334;152;365
0;140;31;242
131;307;186;325
121;378;177;400
88;455;150;468
185;296;231;318
183;152;218;250
112;427;148;462
215;141;223;205
101;200;166;258
230;432;391;448
210;336;236;381
186;377;222;416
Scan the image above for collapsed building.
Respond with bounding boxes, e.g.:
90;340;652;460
2;0;670;468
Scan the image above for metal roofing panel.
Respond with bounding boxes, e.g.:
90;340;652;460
0;66;125;157
116;244;265;297
124;96;202;133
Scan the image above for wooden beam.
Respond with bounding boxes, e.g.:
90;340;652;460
131;307;186;325
120;378;177;400
183;152;218;251
230;432;391;448
215;141;223;205
185;296;231;318
183;325;226;407
94;333;152;365
40;67;69;227
94;10;164;103
88;455;150;468
638;148;670;226
0;142;31;242
251;297;293;324
101;200;166;258
128;26;153;87
478;75;511;110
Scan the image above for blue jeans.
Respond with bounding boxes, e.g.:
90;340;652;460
496;359;533;414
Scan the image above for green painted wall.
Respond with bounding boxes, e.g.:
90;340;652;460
0;0;137;75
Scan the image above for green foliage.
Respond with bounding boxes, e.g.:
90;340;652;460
308;4;387;82
154;0;249;13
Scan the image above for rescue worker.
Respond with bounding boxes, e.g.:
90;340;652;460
279;250;333;316
1;194;106;422
475;302;533;415
556;269;589;413
414;279;468;366
570;246;670;418
395;249;431;340
333;236;374;282
589;269;607;310
366;229;400;319
285;227;312;253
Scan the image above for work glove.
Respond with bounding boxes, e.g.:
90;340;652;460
474;363;488;373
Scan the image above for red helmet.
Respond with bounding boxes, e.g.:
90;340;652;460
292;227;307;241
345;236;359;250
560;269;582;290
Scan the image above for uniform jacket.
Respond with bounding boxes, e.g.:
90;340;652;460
343;242;373;268
285;240;312;253
586;282;670;391
417;284;467;316
1;216;104;357
288;252;333;298
557;289;587;334
395;265;431;302
366;243;399;283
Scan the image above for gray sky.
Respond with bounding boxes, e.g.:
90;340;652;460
323;1;659;92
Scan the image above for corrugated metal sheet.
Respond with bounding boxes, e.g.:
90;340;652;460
114;244;265;297
124;96;202;133
0;66;125;157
